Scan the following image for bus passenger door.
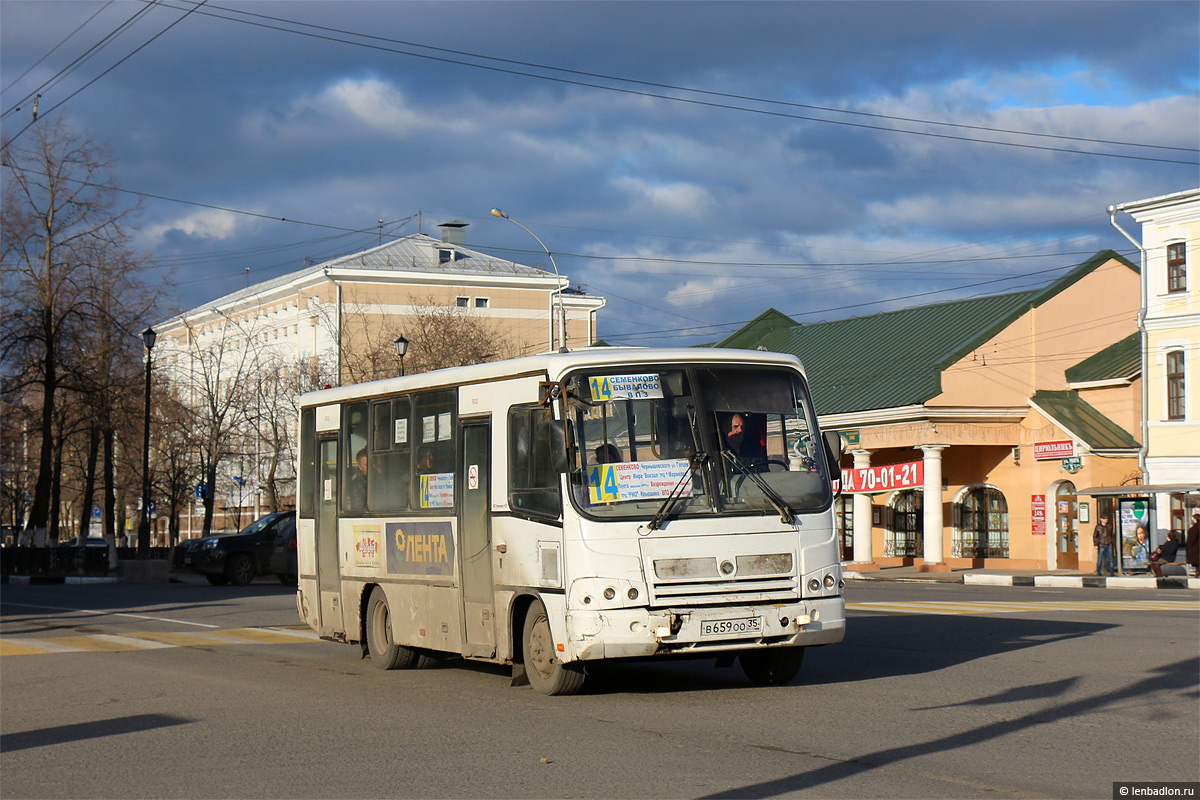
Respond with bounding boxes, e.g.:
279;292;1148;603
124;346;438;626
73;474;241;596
459;421;495;658
316;438;344;637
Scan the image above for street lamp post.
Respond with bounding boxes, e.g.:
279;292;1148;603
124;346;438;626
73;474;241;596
137;326;156;559
394;335;409;376
491;208;567;352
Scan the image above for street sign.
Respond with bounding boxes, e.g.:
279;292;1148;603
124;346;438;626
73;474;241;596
1061;457;1082;473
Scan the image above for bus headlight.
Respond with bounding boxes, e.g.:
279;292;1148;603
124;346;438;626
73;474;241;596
808;578;820;593
603;587;616;600
824;574;836;588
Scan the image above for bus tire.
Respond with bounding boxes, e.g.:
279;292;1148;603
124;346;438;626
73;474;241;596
521;599;585;696
739;646;805;685
366;586;432;670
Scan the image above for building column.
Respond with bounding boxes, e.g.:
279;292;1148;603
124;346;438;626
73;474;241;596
851;449;874;565
920;445;948;568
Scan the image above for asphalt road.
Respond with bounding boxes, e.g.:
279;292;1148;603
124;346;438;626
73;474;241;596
1;577;1197;799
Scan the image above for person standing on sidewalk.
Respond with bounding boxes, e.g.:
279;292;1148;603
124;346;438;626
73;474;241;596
1093;514;1116;576
1184;510;1199;574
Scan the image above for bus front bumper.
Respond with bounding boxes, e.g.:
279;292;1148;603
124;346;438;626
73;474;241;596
563;596;845;662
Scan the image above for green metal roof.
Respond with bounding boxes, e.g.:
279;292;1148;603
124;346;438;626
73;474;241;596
1030;390;1139;450
714;250;1137;416
1065;333;1140;384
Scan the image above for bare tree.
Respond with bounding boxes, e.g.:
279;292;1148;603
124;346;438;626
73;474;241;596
2;121;155;544
166;317;260;535
324;295;519;385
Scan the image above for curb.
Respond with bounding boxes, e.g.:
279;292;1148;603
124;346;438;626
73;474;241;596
5;575;121;585
844;571;1199;590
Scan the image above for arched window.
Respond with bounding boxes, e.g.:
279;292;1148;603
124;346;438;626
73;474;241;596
834;495;853;561
888;490;922;558
957;486;1009;558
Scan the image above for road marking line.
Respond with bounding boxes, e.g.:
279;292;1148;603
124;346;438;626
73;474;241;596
1;602;219;628
89;634;175;650
0;626;323;657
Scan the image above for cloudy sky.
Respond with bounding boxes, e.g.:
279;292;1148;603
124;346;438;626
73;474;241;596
2;0;1197;346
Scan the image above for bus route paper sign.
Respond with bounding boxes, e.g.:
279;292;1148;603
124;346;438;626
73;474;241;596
587;459;690;504
419;473;455;508
589;374;663;402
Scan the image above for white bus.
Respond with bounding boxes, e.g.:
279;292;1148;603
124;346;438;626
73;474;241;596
294;347;845;695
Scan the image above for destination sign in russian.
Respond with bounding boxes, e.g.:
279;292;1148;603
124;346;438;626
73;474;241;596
839;461;923;494
589;373;663;402
419;472;455;508
587;459;691;504
386;521;455;576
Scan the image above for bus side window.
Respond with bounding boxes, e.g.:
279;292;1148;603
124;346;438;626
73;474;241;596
413;389;456;510
299;408;316;518
369;397;410;512
509;405;562;519
341;402;369;513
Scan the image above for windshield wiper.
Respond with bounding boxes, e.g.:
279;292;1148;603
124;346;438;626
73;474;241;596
647;452;706;531
721;450;795;524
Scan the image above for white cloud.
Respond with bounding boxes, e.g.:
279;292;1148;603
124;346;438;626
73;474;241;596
141;208;245;244
611;176;714;216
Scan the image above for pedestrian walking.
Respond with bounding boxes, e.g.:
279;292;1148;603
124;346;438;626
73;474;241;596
1093;514;1116;576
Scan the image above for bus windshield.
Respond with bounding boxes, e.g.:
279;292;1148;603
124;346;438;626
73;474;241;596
566;364;831;521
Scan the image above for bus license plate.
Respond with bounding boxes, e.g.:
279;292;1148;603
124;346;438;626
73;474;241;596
700;616;763;637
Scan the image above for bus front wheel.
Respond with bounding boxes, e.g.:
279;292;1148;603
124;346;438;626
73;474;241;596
739;646;805;685
521;599;585;696
366;587;432;670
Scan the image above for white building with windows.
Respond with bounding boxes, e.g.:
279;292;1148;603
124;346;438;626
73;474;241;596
1111;188;1200;538
156;221;605;533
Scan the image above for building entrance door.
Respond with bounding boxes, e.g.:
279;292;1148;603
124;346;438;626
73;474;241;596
1055;482;1078;569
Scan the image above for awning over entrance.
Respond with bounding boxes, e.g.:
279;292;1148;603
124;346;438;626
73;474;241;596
1076;484;1200;496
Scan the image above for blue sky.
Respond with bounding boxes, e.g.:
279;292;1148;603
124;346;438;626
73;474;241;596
2;0;1197;346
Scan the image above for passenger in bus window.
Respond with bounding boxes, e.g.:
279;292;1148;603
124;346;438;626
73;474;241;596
347;448;368;510
590;443;621;465
722;413;746;457
415;445;435;474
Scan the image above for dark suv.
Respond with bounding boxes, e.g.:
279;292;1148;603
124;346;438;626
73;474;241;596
183;511;296;586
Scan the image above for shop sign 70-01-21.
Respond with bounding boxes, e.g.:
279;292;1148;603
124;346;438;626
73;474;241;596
838;461;924;494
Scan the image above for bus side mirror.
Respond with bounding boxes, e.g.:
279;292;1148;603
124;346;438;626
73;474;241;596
549;419;570;473
822;430;844;476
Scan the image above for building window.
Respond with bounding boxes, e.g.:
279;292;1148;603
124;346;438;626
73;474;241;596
439;248;455;264
955;486;1009;559
1167;242;1186;293
455;297;469;308
834;496;853;561
1167;349;1185;420
474;297;489;309
887;490;922;558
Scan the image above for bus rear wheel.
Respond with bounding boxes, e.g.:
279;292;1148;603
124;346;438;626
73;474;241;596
366;586;432;670
739;646;805;685
521;599;585;696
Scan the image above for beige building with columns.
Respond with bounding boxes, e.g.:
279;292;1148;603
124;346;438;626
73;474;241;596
716;250;1143;571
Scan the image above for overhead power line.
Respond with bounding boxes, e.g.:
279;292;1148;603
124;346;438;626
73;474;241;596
101;0;1200;166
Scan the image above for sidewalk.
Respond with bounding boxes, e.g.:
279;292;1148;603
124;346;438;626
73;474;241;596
843;564;1200;590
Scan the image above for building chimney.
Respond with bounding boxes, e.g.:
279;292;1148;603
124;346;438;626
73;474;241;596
438;220;468;246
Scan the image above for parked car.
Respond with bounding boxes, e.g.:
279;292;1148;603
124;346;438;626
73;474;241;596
269;515;298;585
180;511;296;586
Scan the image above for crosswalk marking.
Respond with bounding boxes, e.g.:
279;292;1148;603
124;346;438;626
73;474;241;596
0;625;321;657
847;600;1199;616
